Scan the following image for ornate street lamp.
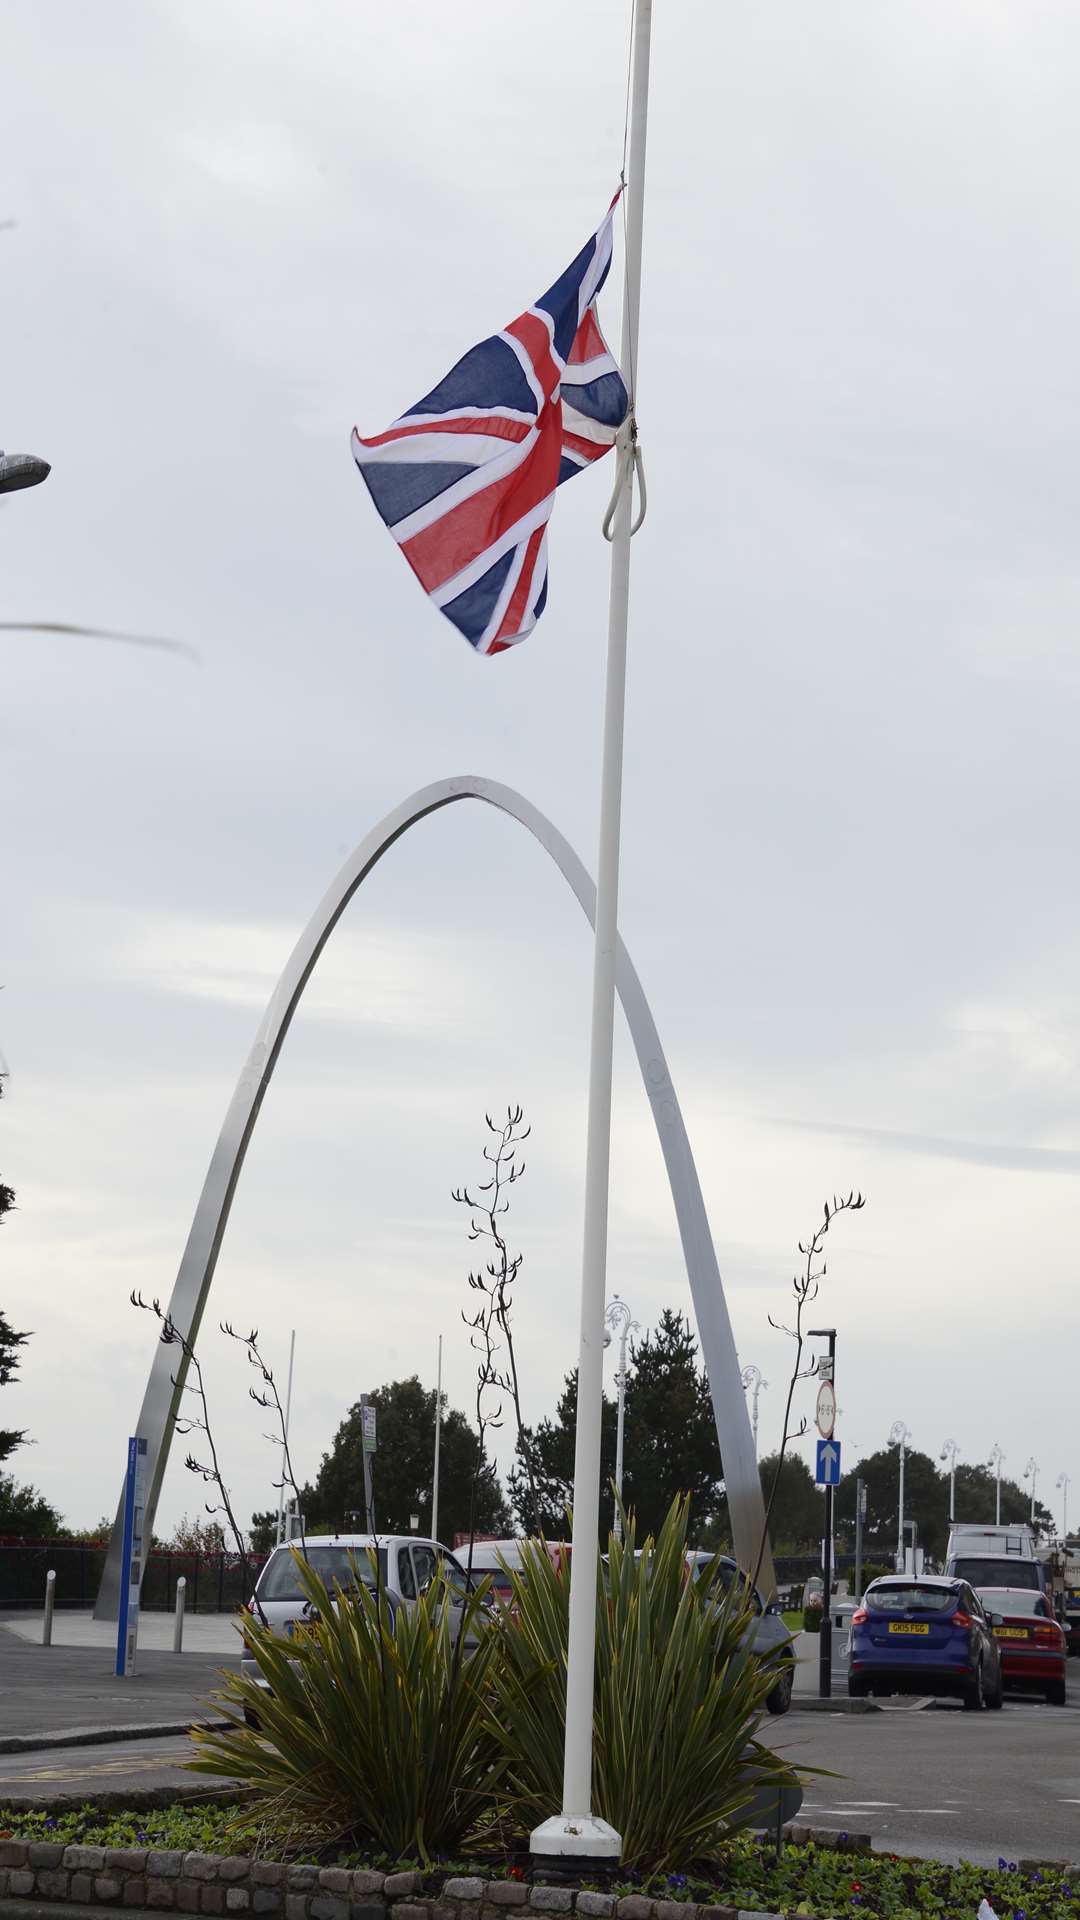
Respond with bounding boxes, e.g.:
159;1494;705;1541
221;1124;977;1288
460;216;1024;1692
603;1296;640;1543
740;1364;768;1457
889;1421;912;1570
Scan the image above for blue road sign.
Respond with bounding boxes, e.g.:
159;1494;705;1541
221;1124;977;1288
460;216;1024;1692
816;1438;842;1487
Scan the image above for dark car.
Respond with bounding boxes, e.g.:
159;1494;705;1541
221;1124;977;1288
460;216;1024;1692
683;1551;796;1715
976;1586;1068;1705
848;1575;1004;1709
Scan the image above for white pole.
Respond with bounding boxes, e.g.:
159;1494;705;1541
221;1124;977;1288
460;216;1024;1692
531;0;653;1866
173;1575;187;1653
431;1335;443;1543
276;1330;296;1548
42;1569;56;1647
613;1319;628;1542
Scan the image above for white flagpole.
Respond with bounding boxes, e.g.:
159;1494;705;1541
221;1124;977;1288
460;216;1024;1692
431;1334;443;1542
531;0;653;1869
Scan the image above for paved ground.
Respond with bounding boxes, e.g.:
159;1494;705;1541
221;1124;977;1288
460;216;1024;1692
0;1732;220;1799
0;1621;238;1742
3;1610;242;1654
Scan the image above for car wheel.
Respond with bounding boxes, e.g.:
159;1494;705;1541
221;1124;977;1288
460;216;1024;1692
962;1661;985;1712
1045;1681;1067;1706
986;1670;1004;1710
848;1678;868;1699
765;1660;794;1715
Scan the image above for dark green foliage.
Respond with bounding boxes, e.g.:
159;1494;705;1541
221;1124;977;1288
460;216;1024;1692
0;1471;62;1535
248;1509;280;1554
300;1375;510;1544
836;1448;1055;1563
753;1450;821;1550
511;1310;723;1542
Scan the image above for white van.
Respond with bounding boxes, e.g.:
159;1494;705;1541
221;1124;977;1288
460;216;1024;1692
945;1524;1042;1594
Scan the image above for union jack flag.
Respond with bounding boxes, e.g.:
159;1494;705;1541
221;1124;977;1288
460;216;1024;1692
351;198;628;656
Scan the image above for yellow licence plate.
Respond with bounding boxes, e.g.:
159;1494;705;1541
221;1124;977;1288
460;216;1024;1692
994;1627;1029;1640
888;1622;930;1635
288;1620;320;1639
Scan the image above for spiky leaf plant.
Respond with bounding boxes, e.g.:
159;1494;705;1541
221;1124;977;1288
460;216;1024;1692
188;1553;505;1862
485;1497;798;1875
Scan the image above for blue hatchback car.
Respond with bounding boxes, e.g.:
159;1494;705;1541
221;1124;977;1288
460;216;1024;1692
848;1575;1004;1709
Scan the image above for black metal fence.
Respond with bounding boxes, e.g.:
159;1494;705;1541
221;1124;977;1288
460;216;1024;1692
0;1541;269;1613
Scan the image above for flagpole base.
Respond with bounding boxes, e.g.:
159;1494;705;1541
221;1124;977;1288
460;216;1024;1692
529;1815;622;1886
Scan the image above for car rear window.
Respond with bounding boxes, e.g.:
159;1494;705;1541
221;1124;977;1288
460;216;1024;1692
976;1588;1048;1618
867;1584;959;1613
257;1545;388;1601
951;1559;1040;1590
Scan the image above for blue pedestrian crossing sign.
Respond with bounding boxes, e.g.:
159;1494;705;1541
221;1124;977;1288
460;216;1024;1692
816;1438;842;1486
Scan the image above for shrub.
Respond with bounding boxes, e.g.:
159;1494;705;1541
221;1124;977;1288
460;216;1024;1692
188;1553;505;1862
484;1496;797;1874
802;1603;822;1632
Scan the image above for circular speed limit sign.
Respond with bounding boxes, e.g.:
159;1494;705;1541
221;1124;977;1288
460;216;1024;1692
815;1379;836;1439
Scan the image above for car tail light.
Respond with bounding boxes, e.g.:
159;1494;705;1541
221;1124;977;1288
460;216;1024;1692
951;1610;973;1630
851;1608;868;1625
1034;1622;1064;1646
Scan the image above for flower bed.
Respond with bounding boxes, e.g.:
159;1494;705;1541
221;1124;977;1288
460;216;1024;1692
1;1808;1078;1920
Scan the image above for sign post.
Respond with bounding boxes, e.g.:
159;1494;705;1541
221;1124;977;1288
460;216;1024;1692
809;1332;838;1700
360;1396;377;1533
855;1477;866;1602
115;1436;148;1678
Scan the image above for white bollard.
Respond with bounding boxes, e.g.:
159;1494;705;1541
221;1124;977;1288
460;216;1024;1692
173;1576;187;1653
42;1569;56;1646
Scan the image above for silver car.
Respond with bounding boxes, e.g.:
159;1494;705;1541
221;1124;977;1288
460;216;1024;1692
683;1550;796;1714
240;1532;478;1694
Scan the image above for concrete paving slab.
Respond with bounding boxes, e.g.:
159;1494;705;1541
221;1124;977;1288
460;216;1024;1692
2;1611;242;1655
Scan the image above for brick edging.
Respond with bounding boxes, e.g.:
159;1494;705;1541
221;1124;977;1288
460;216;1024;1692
0;1837;883;1920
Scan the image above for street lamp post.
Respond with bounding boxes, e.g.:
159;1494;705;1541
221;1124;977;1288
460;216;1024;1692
1023;1456;1038;1528
889;1422;912;1570
740;1364;768;1457
1057;1471;1071;1542
808;1329;837;1702
988;1444;1004;1526
603;1296;639;1543
940;1438;959;1526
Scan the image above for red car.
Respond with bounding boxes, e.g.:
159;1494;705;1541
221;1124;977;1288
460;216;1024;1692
977;1585;1068;1705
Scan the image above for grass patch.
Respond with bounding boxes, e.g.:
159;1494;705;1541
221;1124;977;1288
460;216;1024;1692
781;1609;803;1633
0;1808;1076;1916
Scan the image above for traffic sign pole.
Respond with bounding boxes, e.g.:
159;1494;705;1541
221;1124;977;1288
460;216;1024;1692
360;1395;377;1533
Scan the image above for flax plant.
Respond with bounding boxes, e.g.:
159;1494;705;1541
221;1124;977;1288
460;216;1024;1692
484;1497;797;1875
188;1552;505;1862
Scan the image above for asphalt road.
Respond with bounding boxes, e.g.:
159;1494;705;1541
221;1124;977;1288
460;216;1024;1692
0;1624;238;1740
761;1680;1080;1867
0;1733;220;1799
3;1690;1079;1869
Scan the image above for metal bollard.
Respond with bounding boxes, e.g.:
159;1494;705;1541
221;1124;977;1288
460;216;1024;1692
42;1569;56;1646
173;1576;187;1653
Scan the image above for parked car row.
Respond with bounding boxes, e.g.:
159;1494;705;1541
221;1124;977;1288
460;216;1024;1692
848;1573;1068;1708
241;1533;797;1716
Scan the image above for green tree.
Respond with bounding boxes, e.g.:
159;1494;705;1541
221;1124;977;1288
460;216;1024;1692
0;1307;29;1466
0;1472;61;1536
511;1310;724;1543
249;1510;280;1554
951;1463;1055;1538
621;1310;723;1536
510;1371;618;1538
300;1376;510;1545
835;1445;946;1561
755;1450;822;1550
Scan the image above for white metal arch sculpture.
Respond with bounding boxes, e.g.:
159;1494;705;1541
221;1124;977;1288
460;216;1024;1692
95;776;774;1617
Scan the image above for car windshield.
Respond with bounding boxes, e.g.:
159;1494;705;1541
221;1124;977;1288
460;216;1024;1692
686;1555;741;1593
257;1545;388;1601
976;1588;1048;1618
951;1558;1039;1590
867;1584;959;1613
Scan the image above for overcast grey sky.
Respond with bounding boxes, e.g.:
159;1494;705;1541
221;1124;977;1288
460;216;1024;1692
4;0;1080;1545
